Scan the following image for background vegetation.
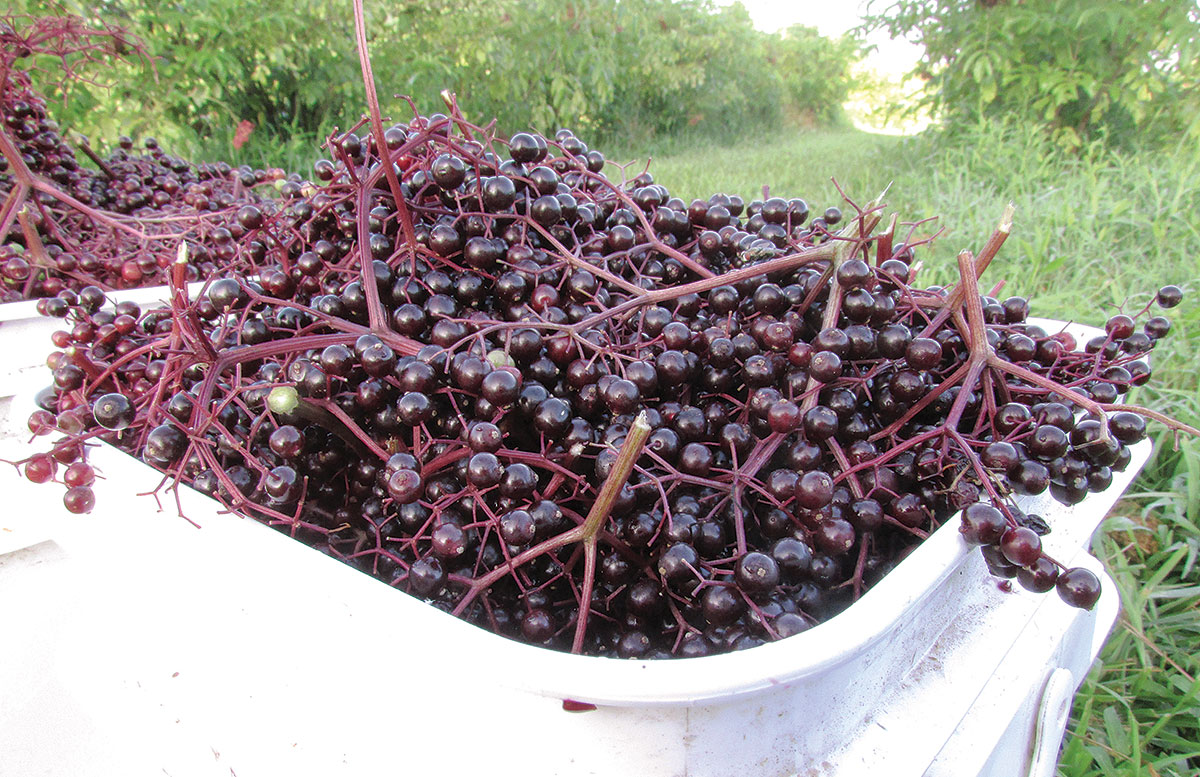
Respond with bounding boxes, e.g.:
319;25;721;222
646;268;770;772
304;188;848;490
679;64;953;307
8;0;1200;774
22;0;860;163
860;0;1200;151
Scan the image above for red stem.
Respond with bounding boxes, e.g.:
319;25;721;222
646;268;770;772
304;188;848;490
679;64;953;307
352;0;417;271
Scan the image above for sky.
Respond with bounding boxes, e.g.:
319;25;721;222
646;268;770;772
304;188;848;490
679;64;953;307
725;0;923;78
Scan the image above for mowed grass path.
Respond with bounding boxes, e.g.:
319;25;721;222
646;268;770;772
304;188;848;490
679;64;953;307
618;126;1200;776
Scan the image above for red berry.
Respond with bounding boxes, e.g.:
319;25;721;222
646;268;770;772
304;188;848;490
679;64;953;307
24;454;56;483
63;462;96;488
63;486;96;514
1000;526;1042;567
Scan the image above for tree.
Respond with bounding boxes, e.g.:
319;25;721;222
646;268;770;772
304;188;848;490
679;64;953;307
861;0;1200;148
16;0;862;162
767;24;863;127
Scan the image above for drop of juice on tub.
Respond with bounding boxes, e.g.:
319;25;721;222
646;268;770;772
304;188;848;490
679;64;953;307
562;699;597;713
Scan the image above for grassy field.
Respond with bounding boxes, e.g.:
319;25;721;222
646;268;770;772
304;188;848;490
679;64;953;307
622;125;1200;776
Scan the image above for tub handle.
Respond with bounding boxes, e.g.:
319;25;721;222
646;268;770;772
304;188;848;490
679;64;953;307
1028;668;1075;777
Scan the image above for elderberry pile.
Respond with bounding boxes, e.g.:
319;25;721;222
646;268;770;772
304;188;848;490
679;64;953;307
1;18;280;299
15;101;1194;657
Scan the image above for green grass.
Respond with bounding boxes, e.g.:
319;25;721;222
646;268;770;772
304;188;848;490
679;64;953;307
165;127;327;178
630;123;1200;777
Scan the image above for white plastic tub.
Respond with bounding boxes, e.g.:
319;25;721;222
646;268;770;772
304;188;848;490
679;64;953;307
832;548;1120;776
0;442;1147;777
0;319;1150;776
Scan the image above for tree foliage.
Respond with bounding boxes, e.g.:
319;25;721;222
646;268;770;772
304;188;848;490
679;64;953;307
767;24;863;127
17;0;862;159
862;0;1200;149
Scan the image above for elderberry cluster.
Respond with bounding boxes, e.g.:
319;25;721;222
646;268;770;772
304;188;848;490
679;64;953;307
1;23;281;299
17;104;1190;658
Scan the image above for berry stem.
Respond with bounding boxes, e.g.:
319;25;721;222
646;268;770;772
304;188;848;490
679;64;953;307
798;218;863;414
876;213;897;264
918;206;1013;338
826;439;865;499
0;180;29;241
573;206;883;332
351;0;414;263
571;539;600;654
17;205;51;297
167;258;220;363
1097;403;1200;437
571;411;652;652
955;250;992;355
354;181;389;331
450;412;652;636
577;168;716;279
71;132;117;179
306;398;392;461
580;411;653;541
0;124;36;188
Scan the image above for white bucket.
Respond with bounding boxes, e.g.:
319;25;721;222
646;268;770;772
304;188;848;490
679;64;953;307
0;318;1148;776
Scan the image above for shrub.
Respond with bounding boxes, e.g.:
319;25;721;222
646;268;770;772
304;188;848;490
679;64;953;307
862;0;1200;150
